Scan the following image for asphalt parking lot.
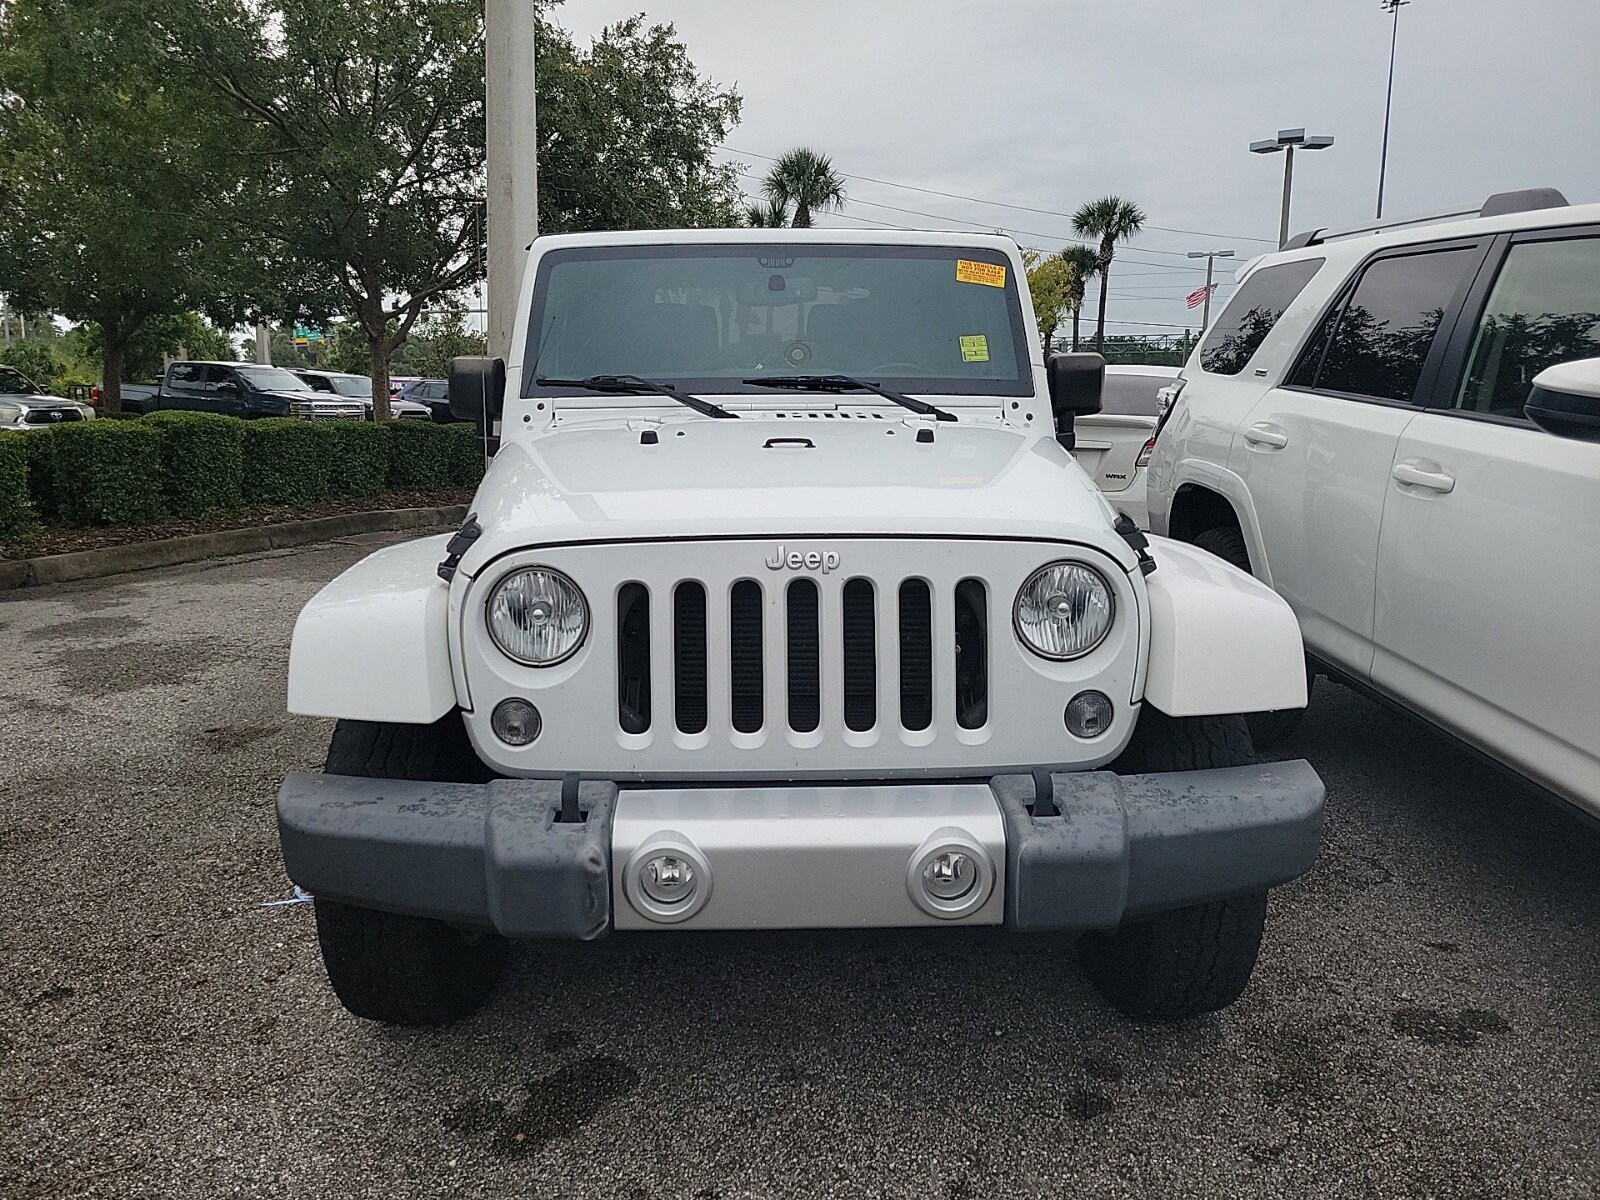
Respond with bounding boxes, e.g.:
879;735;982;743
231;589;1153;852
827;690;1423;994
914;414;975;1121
2;533;1597;1200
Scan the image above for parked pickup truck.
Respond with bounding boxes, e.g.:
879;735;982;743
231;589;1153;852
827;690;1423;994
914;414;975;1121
277;229;1327;1030
121;361;364;419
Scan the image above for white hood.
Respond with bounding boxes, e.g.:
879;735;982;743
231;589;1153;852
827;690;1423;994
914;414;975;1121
457;413;1134;577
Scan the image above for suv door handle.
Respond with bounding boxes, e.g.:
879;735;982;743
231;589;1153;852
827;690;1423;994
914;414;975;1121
1392;461;1455;493
1243;422;1288;449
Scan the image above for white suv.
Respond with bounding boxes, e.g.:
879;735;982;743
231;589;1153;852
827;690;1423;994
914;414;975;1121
1147;188;1600;822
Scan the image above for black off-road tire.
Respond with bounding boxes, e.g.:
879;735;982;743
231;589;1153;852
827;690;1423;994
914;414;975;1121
1078;891;1269;1022
1086;704;1268;1020
1189;524;1310;749
314;713;505;1026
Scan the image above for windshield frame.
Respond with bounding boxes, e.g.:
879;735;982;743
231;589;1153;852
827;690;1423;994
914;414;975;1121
521;242;1034;401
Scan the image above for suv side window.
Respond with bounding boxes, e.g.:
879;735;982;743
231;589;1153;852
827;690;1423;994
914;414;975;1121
1198;259;1323;376
1289;246;1478;402
1454;236;1600;419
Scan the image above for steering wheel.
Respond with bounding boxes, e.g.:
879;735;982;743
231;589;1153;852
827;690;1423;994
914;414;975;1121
861;362;923;375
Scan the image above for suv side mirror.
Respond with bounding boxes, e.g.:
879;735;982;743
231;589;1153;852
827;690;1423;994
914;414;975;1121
215;379;239;395
449;356;506;423
1046;352;1105;450
1526;358;1600;442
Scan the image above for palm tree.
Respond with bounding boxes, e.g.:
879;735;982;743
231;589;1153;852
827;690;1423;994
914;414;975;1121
1058;244;1101;352
1070;196;1147;352
763;147;847;228
743;196;791;228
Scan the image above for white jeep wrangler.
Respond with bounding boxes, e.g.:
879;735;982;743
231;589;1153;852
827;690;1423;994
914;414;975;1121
276;229;1323;1027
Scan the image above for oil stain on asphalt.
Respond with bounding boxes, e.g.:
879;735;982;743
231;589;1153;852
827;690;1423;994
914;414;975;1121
446;1056;641;1156
1391;1007;1510;1047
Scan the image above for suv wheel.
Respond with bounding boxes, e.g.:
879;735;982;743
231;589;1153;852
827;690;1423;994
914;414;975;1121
1079;706;1268;1021
1190;525;1311;749
313;715;506;1026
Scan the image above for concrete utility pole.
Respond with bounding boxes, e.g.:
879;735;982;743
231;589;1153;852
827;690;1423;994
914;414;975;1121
255;323;272;366
485;0;538;360
1186;249;1235;329
1250;128;1335;249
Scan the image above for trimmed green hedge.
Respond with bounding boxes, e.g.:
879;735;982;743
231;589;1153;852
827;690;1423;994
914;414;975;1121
52;421;165;525
143;412;245;516
4;414;480;540
322;420;392;498
0;432;31;540
240;419;332;506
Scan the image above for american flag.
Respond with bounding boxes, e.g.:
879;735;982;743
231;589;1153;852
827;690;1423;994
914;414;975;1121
1186;282;1217;310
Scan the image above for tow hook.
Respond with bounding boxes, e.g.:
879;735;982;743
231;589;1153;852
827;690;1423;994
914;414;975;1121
436;514;483;582
1114;513;1158;576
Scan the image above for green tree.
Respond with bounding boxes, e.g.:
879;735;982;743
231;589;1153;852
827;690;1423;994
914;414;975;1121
1022;249;1073;351
0;0;267;411
409;314;487;380
537;9;743;232
165;0;488;420
1070;197;1147;353
1058;244;1101;352
743;197;791;228
0;340;64;393
763;147;848;228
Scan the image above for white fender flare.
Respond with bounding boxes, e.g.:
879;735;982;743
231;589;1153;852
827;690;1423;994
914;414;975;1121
287;534;459;723
1140;535;1307;717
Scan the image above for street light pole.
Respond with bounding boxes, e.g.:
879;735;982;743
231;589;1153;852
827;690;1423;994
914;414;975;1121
1377;0;1409;219
484;0;538;361
1250;128;1335;249
1186;249;1235;328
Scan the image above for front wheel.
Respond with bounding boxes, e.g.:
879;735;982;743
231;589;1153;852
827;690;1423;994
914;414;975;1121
1085;705;1268;1020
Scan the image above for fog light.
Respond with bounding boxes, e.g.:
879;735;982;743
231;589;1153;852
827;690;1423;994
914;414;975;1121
922;851;977;901
640;855;696;906
491;698;542;745
1065;691;1113;738
907;830;995;920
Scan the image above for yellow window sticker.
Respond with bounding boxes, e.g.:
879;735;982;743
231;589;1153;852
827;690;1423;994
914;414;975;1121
959;334;990;362
955;259;1007;288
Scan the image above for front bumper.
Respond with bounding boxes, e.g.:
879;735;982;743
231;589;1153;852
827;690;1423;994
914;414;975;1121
276;763;1323;937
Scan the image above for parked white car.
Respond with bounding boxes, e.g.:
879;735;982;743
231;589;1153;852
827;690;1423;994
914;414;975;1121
276;228;1324;1028
1074;363;1179;527
0;366;95;429
1146;188;1600;821
292;369;431;420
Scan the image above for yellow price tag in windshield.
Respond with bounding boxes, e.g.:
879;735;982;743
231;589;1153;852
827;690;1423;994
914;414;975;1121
959;335;990;362
956;259;1006;288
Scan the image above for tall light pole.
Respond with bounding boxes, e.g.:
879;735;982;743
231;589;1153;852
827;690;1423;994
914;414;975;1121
1376;0;1409;218
1186;249;1235;328
484;0;538;360
1250;128;1335;249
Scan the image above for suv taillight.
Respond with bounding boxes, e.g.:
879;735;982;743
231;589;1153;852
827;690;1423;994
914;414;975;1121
1150;377;1186;450
1136;437;1157;468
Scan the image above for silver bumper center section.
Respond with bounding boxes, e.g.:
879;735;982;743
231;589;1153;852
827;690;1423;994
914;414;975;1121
275;762;1324;937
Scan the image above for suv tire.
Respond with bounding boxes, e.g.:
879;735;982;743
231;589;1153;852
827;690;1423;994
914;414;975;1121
1082;705;1268;1021
313;715;506;1026
1190;524;1310;749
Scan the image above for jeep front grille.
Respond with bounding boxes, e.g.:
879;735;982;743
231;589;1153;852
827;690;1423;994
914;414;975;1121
614;575;987;739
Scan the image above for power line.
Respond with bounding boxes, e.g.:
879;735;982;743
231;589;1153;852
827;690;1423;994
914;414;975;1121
723;145;1276;246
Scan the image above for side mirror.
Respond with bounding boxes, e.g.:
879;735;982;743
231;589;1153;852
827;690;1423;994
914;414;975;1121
1526;358;1600;442
1046;352;1105;450
449;356;506;423
215;380;239;395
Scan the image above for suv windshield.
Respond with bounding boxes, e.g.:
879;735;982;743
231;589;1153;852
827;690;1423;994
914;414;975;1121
237;367;311;392
328;376;371;398
525;243;1031;397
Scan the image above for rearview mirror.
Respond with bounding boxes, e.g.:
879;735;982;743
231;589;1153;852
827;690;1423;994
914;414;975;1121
1046;352;1105;450
1526;358;1600;442
449;356;506;424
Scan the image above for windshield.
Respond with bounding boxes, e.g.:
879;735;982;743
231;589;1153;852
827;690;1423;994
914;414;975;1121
237;367;311;392
329;376;372;398
1100;372;1175;416
0;366;39;395
525;243;1032;398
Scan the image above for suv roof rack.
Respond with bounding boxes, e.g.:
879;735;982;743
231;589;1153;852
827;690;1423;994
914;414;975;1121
1283;187;1569;250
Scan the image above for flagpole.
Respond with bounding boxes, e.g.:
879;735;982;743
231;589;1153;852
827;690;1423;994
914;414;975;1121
1186;249;1235;328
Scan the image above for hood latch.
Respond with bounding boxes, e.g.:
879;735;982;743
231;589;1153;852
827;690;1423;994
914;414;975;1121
1113;513;1157;576
437;513;483;583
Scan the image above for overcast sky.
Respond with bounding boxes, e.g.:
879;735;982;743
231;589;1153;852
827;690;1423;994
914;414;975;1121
556;0;1600;338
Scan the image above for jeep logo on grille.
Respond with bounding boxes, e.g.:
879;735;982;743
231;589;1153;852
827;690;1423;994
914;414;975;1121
765;545;841;574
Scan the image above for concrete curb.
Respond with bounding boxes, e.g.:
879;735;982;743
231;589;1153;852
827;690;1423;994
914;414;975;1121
1;504;468;590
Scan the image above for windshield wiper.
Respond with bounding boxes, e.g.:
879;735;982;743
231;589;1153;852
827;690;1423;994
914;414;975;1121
742;374;956;422
535;374;737;420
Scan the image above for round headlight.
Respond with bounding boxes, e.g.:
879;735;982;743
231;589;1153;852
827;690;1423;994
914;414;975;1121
1014;561;1115;660
486;567;589;665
